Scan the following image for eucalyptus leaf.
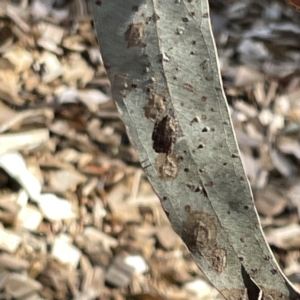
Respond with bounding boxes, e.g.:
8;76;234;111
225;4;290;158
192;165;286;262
93;1;300;298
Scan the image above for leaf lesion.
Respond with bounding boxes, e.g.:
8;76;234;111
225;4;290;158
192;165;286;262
152;115;177;154
182;207;227;274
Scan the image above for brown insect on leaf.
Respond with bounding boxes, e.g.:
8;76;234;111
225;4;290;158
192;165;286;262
152;115;177;154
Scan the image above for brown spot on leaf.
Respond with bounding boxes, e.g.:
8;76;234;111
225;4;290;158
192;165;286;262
190;116;200;125
185;205;191;212
144;93;167;121
113;73;133;98
200;60;213;81
186;183;195;191
182;209;226;273
152;115;177;154
155;153;179;180
211;248;227;273
194;186;202;192
200;59;209;70
183;83;195;93
125;23;145;48
271;269;278;275
152;13;160;21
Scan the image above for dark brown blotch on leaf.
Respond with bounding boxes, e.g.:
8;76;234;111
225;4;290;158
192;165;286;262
125;23;145;48
152;115;177;154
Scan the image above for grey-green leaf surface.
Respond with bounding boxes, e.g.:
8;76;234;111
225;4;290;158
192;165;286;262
92;0;300;299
